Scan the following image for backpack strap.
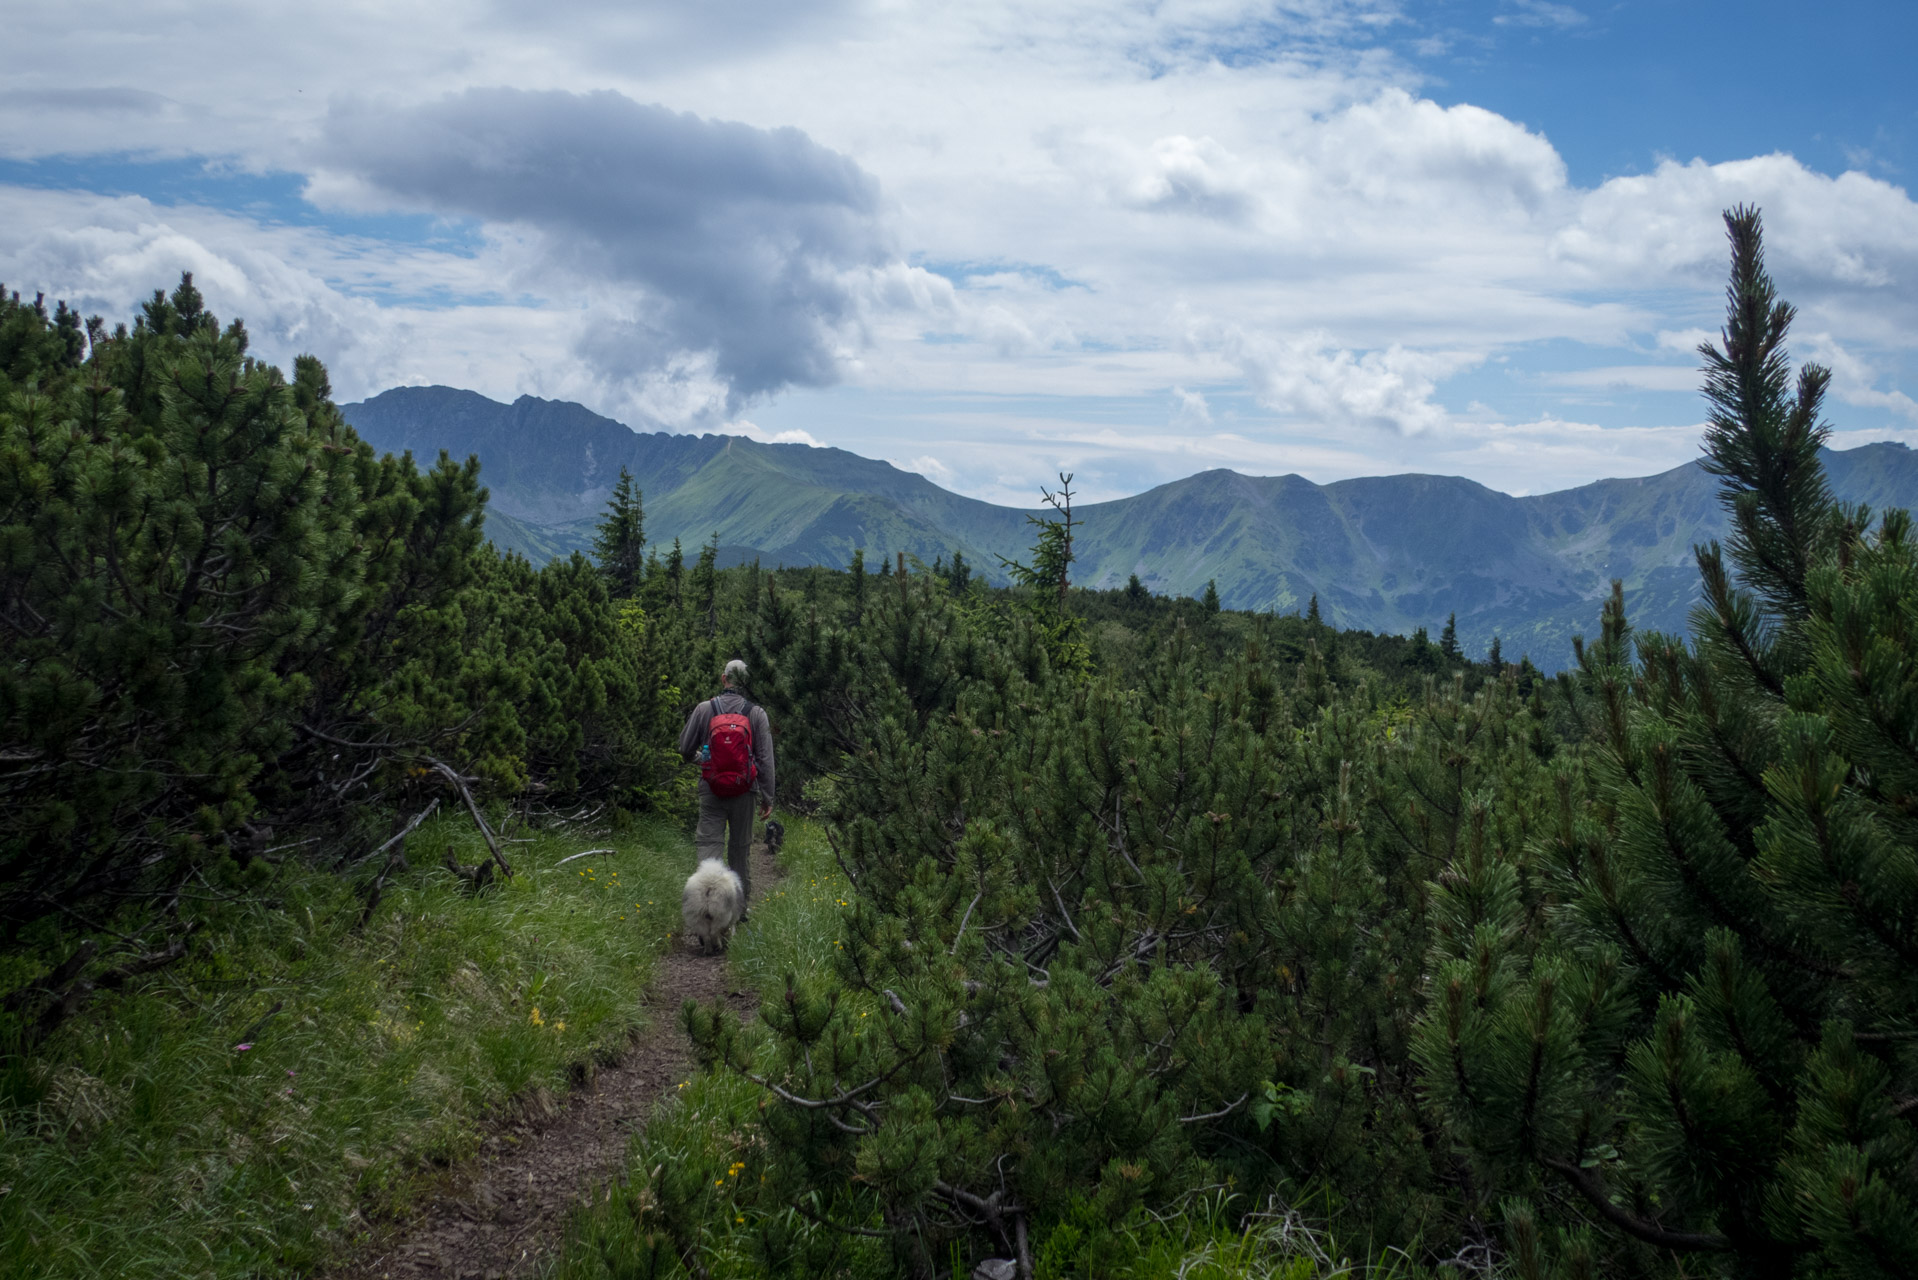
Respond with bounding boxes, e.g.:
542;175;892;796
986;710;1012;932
714;690;755;718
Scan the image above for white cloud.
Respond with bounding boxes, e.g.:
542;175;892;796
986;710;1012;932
1656;327;1716;354
1171;386;1213;428
3;0;1916;504
892;454;957;484
1217;326;1474;435
1540;365;1702;393
1090;133;1261;222
732;420;826;446
1803;333;1918;422
1494;1;1587;30
1426;418;1705;495
1554;156;1918;298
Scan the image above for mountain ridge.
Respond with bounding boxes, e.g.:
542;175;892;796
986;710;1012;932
341;385;1918;669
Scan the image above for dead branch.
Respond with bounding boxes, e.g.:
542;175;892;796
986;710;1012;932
357;844;410;930
951;892;982;955
429;759;512;877
236;999;285;1045
441;845;497;894
2;939;99;1014
2;929;197;1041
340;798;438;870
1179;1092;1250;1123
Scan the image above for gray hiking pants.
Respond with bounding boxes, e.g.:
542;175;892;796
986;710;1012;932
695;789;754;904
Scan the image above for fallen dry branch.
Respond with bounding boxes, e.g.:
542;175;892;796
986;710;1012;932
442;845;497;894
429;759;512;878
357;845;411;930
342;797;439;871
1;929;199;1041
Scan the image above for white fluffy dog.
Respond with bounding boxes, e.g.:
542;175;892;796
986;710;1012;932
681;857;744;954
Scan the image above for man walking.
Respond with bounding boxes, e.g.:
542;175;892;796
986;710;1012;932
678;659;776;910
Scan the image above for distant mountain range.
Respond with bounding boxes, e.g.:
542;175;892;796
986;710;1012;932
341;386;1918;670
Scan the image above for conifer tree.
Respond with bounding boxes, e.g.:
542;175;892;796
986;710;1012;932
947;548;971;594
997;474;1086;672
1305;593;1322;626
591;466;645;598
1202;578;1221;613
1416;208;1918;1278
1438;611;1460;660
849;548;866;623
1487;633;1502;670
694;534;719;636
665;537;684;609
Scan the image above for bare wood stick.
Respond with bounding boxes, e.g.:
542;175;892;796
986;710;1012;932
950;892;982;955
343;798;439;869
441;846;496;892
430;760;512;877
555;848;616;867
357;845;408;930
1179;1091;1249;1123
236;999;285;1045
95;930;197;991
0;939;98;1014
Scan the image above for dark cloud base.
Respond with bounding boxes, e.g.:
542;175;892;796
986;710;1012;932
321;87;893;408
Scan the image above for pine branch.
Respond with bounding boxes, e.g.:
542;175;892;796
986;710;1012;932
1540;1157;1729;1252
786;1195;890;1238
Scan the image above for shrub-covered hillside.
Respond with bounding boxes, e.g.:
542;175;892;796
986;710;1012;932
635;211;1913;1280
0;275;714;1020
4;207;1915;1280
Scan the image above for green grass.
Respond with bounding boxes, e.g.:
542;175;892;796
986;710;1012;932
726;824;856;999
0;813;694;1279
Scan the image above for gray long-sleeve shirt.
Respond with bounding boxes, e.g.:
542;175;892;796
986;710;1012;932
678;689;776;805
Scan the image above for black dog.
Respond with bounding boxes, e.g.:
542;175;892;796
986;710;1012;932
763;818;785;856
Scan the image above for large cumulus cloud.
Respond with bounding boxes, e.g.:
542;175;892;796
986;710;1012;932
319;88;895;411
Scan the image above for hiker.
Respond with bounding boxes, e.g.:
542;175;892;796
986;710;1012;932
678;658;776;910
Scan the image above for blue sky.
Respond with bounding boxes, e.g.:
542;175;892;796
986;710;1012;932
1408;1;1917;185
2;0;1914;504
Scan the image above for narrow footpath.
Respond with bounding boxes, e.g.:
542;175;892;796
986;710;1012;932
328;839;782;1280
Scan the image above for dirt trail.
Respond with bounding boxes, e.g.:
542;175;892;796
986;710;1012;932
328;840;781;1280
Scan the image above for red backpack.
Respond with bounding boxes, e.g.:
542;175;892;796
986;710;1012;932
702;697;757;798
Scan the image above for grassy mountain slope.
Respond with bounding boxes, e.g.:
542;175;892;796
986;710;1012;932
639;442;1020;572
342;386;1918;669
